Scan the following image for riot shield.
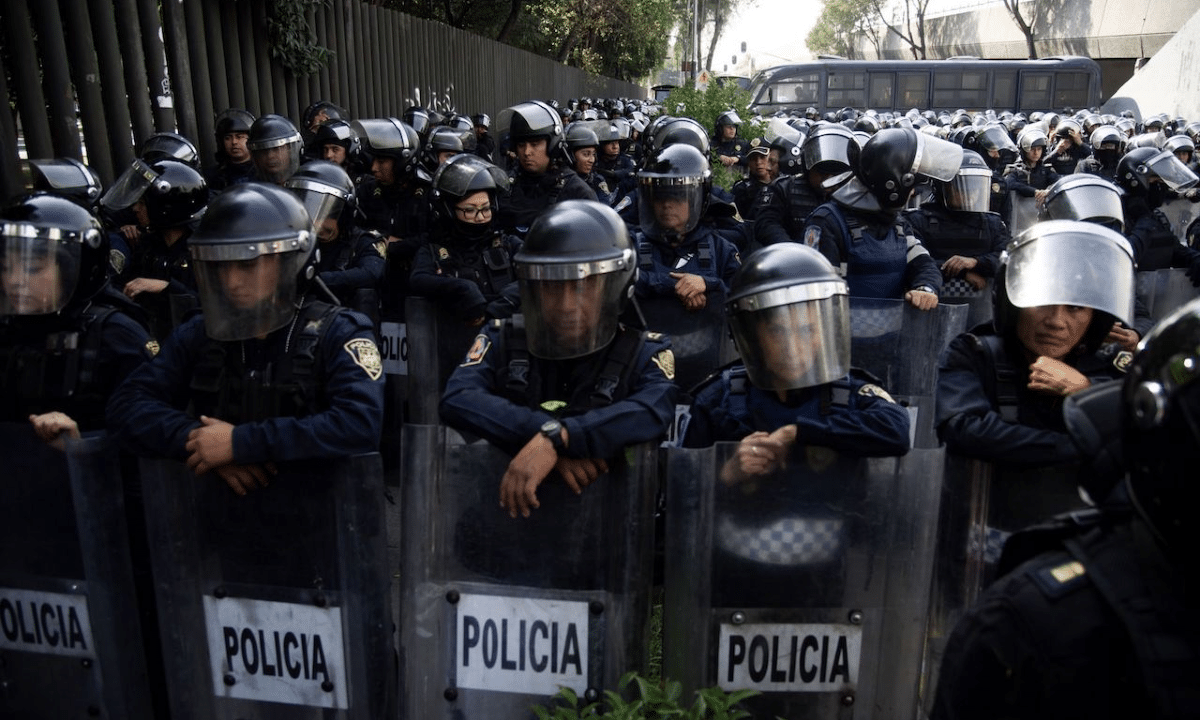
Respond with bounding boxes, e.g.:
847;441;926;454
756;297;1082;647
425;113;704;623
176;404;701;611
405;295;488;424
939;277;993;329
849;298;968;448
0;425;154;718
662;442;946;719
139;453;392;720
1157;196;1200;243
1136;268;1198;325
398;424;657;719
639;291;738;393
922;456;1085;715
1007;192;1041;238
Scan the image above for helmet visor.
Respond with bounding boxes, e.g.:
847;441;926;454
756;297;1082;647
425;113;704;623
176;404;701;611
729;295;850;391
943;168;992;212
24;159;102;204
193;252;306;341
285;178;349;238
1145;150;1199;190
801;131;853;175
100;159;158;211
1044;178;1125;230
0;227;81;316
517;271;627;359
912;134;964;182
638;175;704;240
1006;222;1135;326
252;144;301;185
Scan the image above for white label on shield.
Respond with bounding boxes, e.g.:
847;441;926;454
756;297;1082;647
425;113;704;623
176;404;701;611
379;321;408;375
0;587;95;659
456;593;589;696
203;596;348;709
718;622;861;692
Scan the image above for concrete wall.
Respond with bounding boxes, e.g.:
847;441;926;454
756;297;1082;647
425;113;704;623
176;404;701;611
1104;6;1200;119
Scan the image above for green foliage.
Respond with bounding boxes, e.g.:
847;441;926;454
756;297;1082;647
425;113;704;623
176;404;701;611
267;0;335;76
805;0;875;59
532;672;761;720
662;81;767;191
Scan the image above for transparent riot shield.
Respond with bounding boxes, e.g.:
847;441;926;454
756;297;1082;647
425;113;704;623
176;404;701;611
848;298;968;448
1136;268;1198;325
1007;192;1041;238
922;456;1084;715
406;296;488;424
662;442;946;719
938;277;993;329
0;424;154;718
139;453;391;720
398;424;657;719
1158;197;1200;244
639;291;738;393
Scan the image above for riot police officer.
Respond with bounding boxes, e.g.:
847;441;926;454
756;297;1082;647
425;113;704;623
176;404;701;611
472;113;495;160
802;127;957;309
106;183;385;496
753;122;856;246
1116;146;1200;276
712;109;748;170
631;144;742;311
285;160;385;323
1045;118;1091;176
247;114;304;185
1075;125;1124;181
932;296;1200;719
595;121;638;205
494;100;597;237
562;122;613;205
306;118;360;170
417;125;466;183
684;243;910;462
21;157;103;209
1;193;155;444
439;200;677;518
936;220;1136;466
730;137;775;221
204;108;256;194
1005;127;1060;210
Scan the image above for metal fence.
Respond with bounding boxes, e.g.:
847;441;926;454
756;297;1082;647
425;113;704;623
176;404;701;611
0;0;648;199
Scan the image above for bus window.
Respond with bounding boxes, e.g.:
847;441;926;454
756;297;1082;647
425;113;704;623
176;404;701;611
898;72;930;109
869;73;894;109
934;70;988;108
761;73;819;105
1054;72;1092;108
1020;73;1052;110
992;71;1017;109
827;72;866;108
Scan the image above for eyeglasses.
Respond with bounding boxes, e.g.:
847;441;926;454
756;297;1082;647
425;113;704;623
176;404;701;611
454;204;494;219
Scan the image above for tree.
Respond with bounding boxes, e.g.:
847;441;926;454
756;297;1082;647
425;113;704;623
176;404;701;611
870;0;930;60
1001;0;1038;59
806;0;876;59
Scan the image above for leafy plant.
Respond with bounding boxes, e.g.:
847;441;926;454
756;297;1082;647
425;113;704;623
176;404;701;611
267;0;335;76
661;81;766;191
532;671;761;719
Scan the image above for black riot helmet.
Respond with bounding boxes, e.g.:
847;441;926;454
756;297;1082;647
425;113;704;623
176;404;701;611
514;200;636;359
838;128;963;212
21;158;103;208
993;220;1135;356
764;117;805;176
1164;133;1195;162
472;113;491;130
1116;146;1200;195
215;108;256;138
497;100;565;153
351;117;421;175
284;160;356;240
646;116;711;156
726;243;850;392
247;114;304;184
139;132;201;168
1119;296;1200;553
940;149;992;212
1043;174;1125;231
100;158;207;232
308;119;360;164
404;107;432;139
302;100;346;135
0;192;108;317
799;122;856;178
188;183;316;342
443;114;479;153
420;126;466;175
561;122;601;168
715;109;743;132
1089;125;1124;160
967;123;1018;171
431;154;510;239
637;144;712;245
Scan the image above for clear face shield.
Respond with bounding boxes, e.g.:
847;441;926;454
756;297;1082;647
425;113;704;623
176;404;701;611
99;159;160;212
286;179;349;242
516;254;633;359
1145;150;1200;190
0;224;84;316
1005;221;1135;327
728;286;850;392
1044;176;1125;231
251;140;302;185
638;174;705;243
801;129;853;176
190;235;312;341
943;167;992;212
912;133;966;182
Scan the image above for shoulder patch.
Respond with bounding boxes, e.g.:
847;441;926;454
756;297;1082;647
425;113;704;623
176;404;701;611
1114;351;1133;372
652;348;676;380
858;383;896;404
109;249;126;274
1030;559;1089;600
437;245;450;260
614;196;633;213
804;225;821;248
373;239;387;258
343;338;383;380
145;339;160;357
460;333;491;366
540;400;568;413
646;331;664;341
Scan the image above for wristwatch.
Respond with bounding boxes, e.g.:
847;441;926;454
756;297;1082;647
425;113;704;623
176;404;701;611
540;420;566;452
913;285;936;294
